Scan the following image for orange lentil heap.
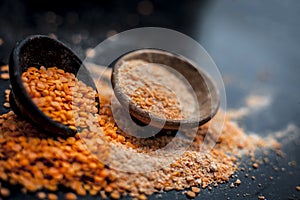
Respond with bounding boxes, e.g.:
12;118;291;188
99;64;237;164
21;66;98;130
0;65;280;199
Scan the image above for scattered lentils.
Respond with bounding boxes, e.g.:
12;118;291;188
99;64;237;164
4;89;10;103
0;65;282;199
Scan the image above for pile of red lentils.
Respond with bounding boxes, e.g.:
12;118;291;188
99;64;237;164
0;64;283;200
22;66;98;131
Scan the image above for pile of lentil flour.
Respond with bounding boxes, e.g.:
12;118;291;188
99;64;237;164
0;64;280;199
117;60;198;120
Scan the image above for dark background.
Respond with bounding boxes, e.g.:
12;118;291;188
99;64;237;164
0;0;300;199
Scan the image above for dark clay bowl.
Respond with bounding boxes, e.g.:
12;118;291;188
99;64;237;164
9;35;99;137
111;49;220;130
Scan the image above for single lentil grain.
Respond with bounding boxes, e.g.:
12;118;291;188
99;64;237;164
253;163;259;169
37;191;47;199
0;73;9;80
138;194;147;200
0;65;8;72
258;195;265;200
0;188;10;197
65;192;77;200
48;193;58;200
258;183;262;187
235;179;241;186
191;187;200;193
111;191;121;199
186;191;196;198
2;103;10;108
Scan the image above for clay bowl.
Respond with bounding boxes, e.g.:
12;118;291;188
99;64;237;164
9;35;99;137
111;49;220;130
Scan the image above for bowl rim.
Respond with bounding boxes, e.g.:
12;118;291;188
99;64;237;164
111;48;220;130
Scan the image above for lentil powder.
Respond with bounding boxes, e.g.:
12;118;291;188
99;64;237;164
117;60;198;120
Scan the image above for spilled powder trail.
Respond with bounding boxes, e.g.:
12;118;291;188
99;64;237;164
227;93;272;119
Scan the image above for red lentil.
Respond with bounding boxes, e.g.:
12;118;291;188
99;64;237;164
0;65;8;72
253;163;259;169
22;66;98;130
111;191;121;199
230;183;234;188
258;195;265;200
48;193;58;200
0;64;282;200
0;187;10;197
37;191;47;199
191;187;200;193
235;179;241;186
0;73;9;80
2;103;10;109
65;192;77;200
186;190;196;198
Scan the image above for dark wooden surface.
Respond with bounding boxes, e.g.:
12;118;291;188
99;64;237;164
0;0;300;199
